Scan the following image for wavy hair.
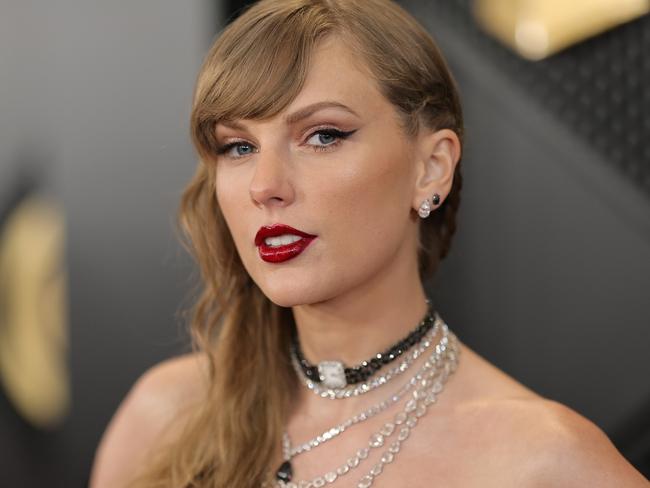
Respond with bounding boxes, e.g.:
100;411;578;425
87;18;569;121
131;0;463;486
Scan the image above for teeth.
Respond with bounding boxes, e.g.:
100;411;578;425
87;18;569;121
264;234;303;247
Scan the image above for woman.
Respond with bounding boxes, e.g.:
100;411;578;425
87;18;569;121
91;0;649;486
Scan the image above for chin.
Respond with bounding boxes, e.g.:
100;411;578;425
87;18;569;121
256;278;335;308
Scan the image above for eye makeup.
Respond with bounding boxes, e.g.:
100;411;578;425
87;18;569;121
215;127;358;159
304;128;357;152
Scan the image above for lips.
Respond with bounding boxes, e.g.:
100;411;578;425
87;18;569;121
255;224;317;263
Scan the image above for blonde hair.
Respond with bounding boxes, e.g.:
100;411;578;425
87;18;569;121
132;0;463;486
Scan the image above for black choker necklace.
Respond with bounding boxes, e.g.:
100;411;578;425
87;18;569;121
291;302;435;389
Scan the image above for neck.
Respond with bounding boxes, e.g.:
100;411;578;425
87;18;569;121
291;271;430;368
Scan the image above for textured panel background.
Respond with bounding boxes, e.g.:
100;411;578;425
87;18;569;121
410;0;650;197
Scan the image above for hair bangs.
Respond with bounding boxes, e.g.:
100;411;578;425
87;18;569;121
190;3;342;162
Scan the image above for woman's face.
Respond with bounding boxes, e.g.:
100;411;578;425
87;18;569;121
214;36;425;307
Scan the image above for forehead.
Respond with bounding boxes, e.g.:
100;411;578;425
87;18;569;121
286;36;387;119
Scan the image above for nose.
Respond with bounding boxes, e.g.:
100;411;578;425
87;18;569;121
249;144;295;209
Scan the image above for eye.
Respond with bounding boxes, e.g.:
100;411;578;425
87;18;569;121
216;141;257;159
305;128;357;152
306;130;337;146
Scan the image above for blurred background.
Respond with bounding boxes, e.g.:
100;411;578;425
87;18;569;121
0;0;648;485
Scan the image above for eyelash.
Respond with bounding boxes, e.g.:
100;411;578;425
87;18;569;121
215;128;357;159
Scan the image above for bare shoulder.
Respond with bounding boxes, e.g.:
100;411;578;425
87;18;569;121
517;400;649;487
448;343;648;486
90;352;209;488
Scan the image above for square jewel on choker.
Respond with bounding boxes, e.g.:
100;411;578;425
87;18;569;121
317;361;347;388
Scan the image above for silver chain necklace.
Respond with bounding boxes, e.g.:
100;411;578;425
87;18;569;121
290;313;444;399
273;323;459;488
285;322;442;457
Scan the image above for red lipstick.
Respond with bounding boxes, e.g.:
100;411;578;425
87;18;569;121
255;224;317;263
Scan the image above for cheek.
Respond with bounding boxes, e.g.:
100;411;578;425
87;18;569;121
215;170;250;250
317;144;414;265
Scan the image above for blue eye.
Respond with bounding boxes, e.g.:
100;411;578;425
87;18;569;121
217;141;256;158
233;143;254;156
306;128;357;151
308;131;336;146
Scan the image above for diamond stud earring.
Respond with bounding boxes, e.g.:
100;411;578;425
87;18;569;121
417;193;441;219
418;199;432;218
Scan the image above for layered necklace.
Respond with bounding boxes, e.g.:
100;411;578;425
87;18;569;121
269;302;461;488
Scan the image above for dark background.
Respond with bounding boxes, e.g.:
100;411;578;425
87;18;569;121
0;0;648;485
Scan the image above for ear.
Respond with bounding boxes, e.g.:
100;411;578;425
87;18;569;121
412;128;461;211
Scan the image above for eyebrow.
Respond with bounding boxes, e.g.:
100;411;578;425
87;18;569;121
219;101;360;130
284;100;360;124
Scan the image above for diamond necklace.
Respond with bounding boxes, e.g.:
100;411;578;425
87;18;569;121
274;323;459;488
290;313;444;399
285;322;441;457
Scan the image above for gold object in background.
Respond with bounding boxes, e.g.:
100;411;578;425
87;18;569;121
0;196;70;429
474;0;650;60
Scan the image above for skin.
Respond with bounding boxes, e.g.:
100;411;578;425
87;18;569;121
90;37;649;487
